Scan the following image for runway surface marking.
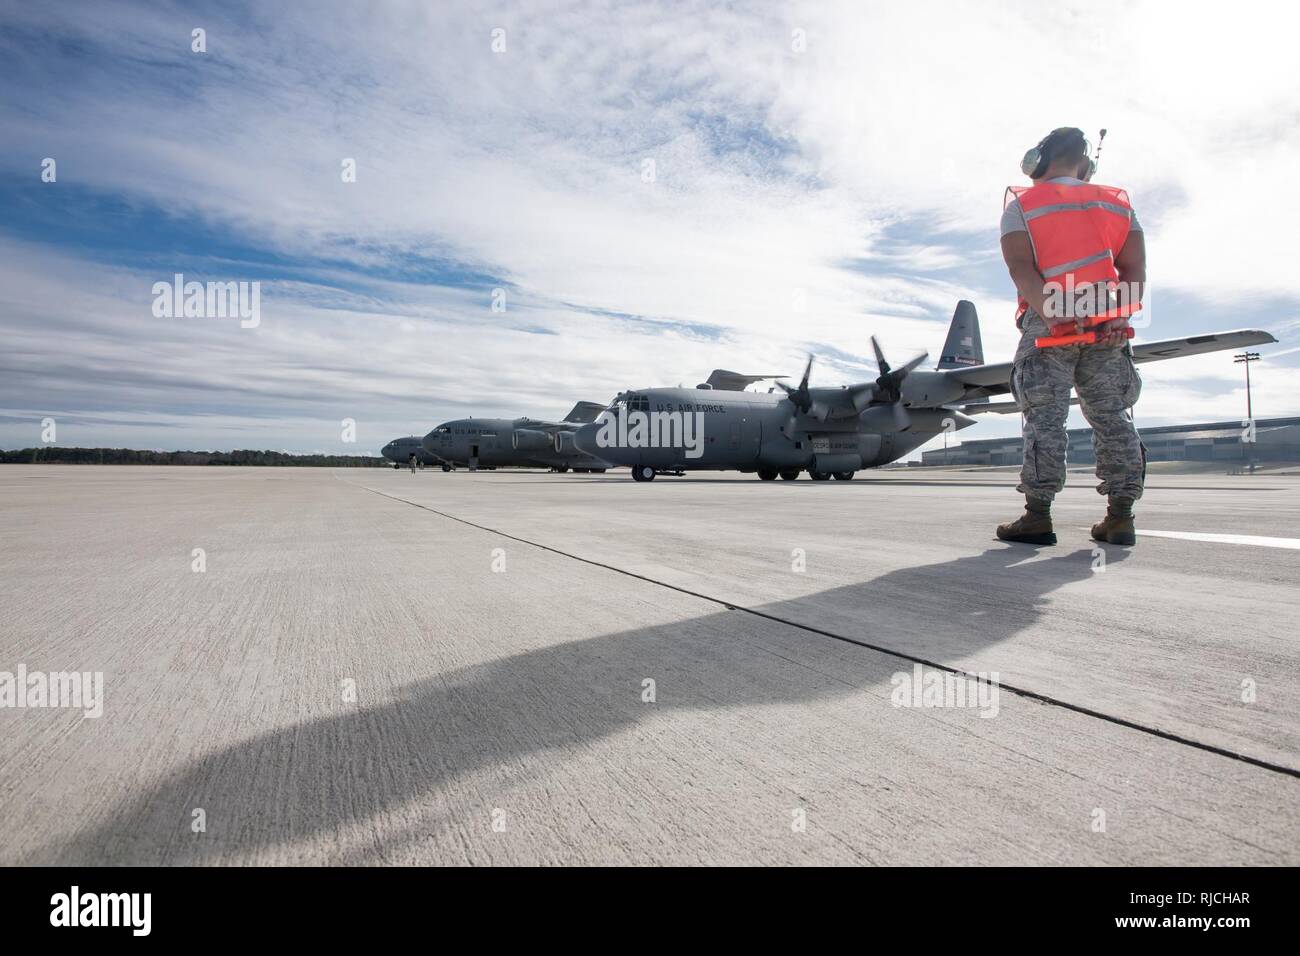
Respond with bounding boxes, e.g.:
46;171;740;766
349;480;1300;780
1076;527;1300;549
1136;529;1300;550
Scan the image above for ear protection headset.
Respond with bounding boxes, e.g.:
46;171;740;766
1020;127;1107;179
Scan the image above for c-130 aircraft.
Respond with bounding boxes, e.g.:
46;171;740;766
573;301;1276;481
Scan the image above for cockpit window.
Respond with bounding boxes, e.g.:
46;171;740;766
435;426;451;434
608;393;649;413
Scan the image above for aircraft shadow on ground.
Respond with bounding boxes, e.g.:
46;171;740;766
45;544;1126;864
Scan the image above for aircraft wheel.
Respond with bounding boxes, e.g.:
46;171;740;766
758;469;778;481
393;463;401;470
778;470;800;481
441;463;451;472
833;471;855;481
632;465;656;482
809;471;831;481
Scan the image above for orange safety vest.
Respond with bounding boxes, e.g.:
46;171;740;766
1006;181;1137;325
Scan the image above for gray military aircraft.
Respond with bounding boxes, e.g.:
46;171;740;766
380;436;442;469
573;300;1277;481
422;401;614;472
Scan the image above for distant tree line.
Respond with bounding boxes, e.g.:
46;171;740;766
2;447;388;467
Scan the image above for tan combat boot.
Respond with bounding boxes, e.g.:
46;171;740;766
1091;497;1136;546
997;497;1057;546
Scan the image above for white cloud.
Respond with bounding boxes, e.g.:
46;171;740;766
0;0;1296;452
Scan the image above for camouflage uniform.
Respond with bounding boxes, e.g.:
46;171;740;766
1010;310;1144;502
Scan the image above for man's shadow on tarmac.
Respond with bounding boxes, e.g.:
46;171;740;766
44;543;1128;864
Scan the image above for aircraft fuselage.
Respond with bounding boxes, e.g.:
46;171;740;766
423;417;612;470
573;386;973;474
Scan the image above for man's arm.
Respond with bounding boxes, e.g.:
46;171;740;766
1093;231;1146;346
1000;231;1051;318
1114;230;1145;308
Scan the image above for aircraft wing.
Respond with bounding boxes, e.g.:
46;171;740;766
561;401;606;424
957;398;1078;415
959;401;1023;415
1130;329;1277;364
702;369;786;391
942;329;1278;389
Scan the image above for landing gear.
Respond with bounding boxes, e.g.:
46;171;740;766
778;470;800;481
631;465;656;482
393;463;402;470
832;471;855;481
441;463;452;472
757;469;778;481
809;471;831;481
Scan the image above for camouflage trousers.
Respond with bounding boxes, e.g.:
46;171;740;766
1010;312;1145;502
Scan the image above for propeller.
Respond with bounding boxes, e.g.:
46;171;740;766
868;335;928;432
776;355;833;431
777;340;925;435
776;355;814;414
777;355;809;431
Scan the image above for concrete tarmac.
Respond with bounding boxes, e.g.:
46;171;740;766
1;464;1297;865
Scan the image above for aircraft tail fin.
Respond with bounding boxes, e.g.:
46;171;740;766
562;401;606;424
937;300;984;369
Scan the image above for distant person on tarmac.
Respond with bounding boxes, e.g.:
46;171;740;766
409;455;417;474
996;126;1146;548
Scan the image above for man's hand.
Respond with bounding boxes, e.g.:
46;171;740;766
1088;316;1131;348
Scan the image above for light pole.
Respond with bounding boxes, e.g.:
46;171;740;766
1234;351;1260;473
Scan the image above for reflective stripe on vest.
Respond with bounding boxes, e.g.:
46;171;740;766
1006;182;1134;321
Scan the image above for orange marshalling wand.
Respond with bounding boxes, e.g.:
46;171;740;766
1036;325;1135;348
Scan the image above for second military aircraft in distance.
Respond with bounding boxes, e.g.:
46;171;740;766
422;401;614;472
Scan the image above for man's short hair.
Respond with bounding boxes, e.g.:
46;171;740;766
1043;127;1088;164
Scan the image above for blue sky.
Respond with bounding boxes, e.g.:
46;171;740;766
2;0;1297;457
